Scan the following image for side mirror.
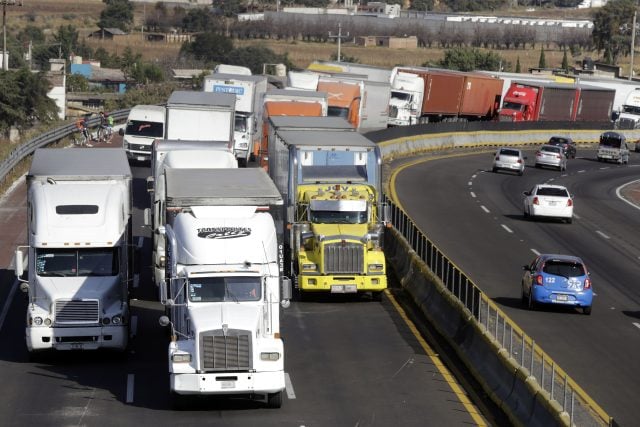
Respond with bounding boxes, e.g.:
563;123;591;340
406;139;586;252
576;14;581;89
523;191;530;196
14;248;24;278
159;316;171;327
143;208;152;227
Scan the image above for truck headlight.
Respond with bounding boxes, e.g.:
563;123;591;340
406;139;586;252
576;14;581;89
44;318;52;326
111;315;122;325
260;352;280;361
368;263;384;272
33;317;43;326
302;263;317;271
236;142;248;149
172;353;192;363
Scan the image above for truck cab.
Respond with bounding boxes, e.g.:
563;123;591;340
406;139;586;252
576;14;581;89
499;85;538;122
615;89;640;129
388;72;425;126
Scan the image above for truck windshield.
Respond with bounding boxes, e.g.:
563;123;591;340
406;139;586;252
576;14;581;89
391;91;412;102
125;120;164;138
234;116;247;133
36;248;118;277
328;106;349;119
622;105;640;114
298;150;379;188
188;276;261;302
501;101;525;111
310;209;367;224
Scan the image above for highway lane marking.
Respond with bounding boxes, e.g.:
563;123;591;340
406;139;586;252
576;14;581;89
531;249;541;256
501;224;513;233
284;372;296;399
577;170;586;173
615;179;640;212
468;181;473;186
126;374;135;403
0;278;19;333
385;290;487;426
480;205;490;213
131;315;138;338
633;323;640;331
470;192;476;198
596;230;610;239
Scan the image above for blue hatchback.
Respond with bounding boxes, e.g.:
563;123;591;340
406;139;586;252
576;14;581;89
521;254;593;315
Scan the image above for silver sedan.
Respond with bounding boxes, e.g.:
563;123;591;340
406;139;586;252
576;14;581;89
534;144;567;171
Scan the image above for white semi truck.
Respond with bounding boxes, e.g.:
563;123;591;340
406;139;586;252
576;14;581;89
147;140;237;289
203;73;268;166
14;148;132;353
388;71;425;126
615;88;640;129
152;168;291;408
165;91;236;143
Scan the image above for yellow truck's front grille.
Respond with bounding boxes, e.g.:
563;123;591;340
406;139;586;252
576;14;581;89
324;243;364;274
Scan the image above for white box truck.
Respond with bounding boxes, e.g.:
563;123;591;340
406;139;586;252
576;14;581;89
152;168;291;408
165;91;236;144
203;74;268;166
119;104;166;162
147;140;238;289
14;148;132;353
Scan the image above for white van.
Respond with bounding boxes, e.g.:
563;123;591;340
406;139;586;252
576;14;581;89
119;105;166;162
597;131;630;164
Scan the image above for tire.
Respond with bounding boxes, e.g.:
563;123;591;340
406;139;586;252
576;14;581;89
518;170;523;176
527;290;536;311
267;391;283;409
521;289;528;306
492;167;498;173
566;217;573;224
583;306;592;315
237;158;247;168
535;163;541;169
371;291;383;302
523;208;529;219
170;391;189;410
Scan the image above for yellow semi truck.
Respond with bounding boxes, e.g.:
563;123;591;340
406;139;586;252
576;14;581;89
267;117;387;300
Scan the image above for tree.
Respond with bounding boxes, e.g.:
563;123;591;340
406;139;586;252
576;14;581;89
438;47;504;72
99;0;134;32
592;0;637;64
561;49;569;71
181;32;234;64
67;74;90;92
224;46;293;75
538;47;546;68
0;68;58;132
182;8;216;32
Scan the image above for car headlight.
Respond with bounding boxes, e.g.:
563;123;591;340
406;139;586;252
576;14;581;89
33;317;43;326
172;353;192;363
302;263;317;271
260;352;280;361
368;263;384;272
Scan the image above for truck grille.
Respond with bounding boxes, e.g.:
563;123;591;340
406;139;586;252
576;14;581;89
617;118;636;129
54;299;100;325
389;106;398;118
200;329;252;371
499;115;514;122
324;243;364;274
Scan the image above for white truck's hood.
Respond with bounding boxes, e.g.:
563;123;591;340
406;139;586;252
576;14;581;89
188;302;261;334
35;276;120;302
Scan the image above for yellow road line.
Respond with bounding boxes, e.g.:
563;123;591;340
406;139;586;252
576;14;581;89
385;290;488;426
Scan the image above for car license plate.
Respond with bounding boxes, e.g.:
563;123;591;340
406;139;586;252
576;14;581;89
221;381;235;389
556;294;568;302
548;201;557;206
71;343;83;350
331;285;357;294
137;156;146;162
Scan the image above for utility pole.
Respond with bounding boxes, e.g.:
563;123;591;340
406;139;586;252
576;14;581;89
2;0;22;71
630;10;637;81
328;22;349;62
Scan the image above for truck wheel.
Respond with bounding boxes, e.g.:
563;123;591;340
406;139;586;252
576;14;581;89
238;158;247;168
371;291;383;302
267;391;282;408
170;391;188;410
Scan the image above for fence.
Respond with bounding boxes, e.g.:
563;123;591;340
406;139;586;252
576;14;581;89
384;192;613;427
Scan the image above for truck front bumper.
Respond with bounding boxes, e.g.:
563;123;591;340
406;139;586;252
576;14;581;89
298;274;387;293
26;325;128;352
171;371;285;396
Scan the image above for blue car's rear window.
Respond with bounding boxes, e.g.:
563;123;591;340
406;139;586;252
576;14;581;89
543;261;585;277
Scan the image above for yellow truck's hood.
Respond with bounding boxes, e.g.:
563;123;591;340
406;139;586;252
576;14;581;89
311;223;368;241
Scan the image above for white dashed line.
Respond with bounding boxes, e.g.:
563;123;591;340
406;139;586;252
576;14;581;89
501;224;513;233
633;322;640;331
470;192;476;198
596;230;610;239
471;174;477;179
578;170;586;173
531;249;541;256
126;374;135;403
480;205;490;213
468;181;473;186
285;373;296;399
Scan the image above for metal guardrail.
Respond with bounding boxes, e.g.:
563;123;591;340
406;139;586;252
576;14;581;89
0;109;131;185
383;193;613;427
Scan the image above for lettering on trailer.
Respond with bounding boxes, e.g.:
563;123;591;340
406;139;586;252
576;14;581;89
197;227;251;239
213;85;245;95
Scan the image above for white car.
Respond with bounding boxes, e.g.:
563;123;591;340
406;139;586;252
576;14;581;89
534;145;567;171
492;147;526;175
523;184;574;223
